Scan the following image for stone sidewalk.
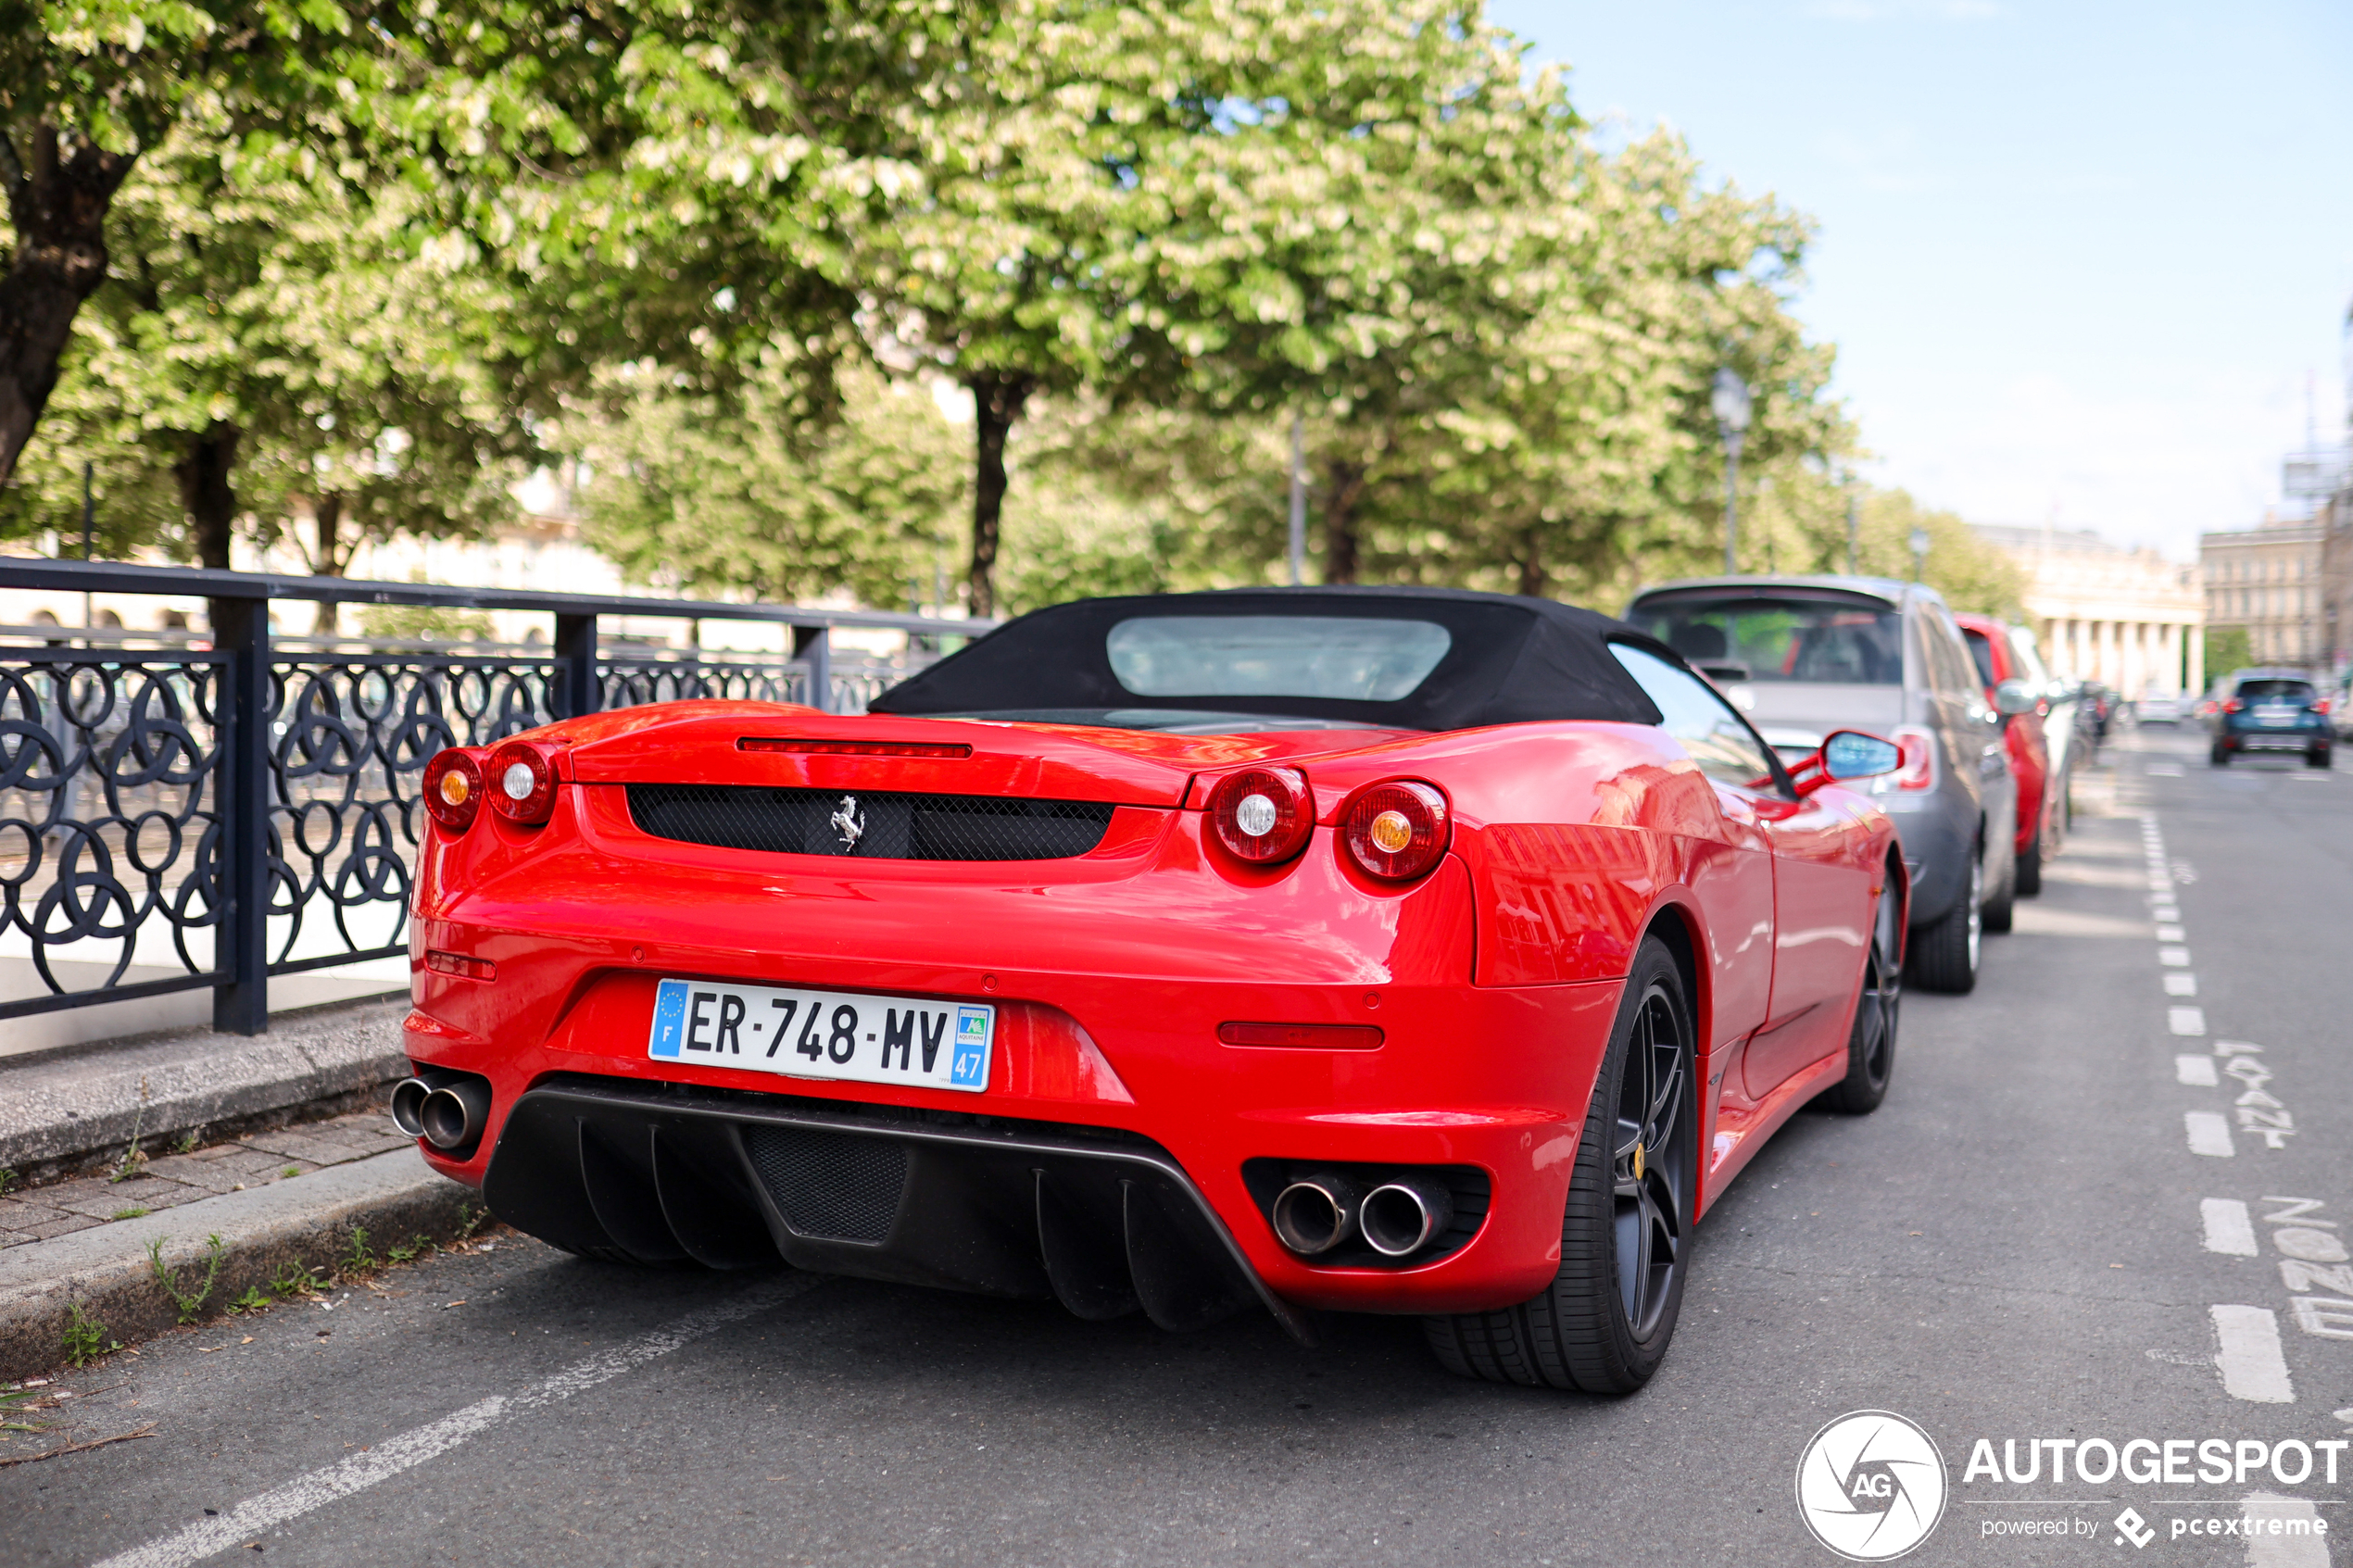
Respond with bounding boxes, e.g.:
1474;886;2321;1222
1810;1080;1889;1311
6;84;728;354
0;1109;415;1250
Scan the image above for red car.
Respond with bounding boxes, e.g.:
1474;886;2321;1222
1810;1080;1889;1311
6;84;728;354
397;589;1906;1394
1952;614;2059;896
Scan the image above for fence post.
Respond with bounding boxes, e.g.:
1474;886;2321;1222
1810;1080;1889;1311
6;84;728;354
555;612;600;719
210;595;271;1035
793;622;832;714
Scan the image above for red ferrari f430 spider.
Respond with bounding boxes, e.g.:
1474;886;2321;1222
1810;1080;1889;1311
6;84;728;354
399;588;1906;1393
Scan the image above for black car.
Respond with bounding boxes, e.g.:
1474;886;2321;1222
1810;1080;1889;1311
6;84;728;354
2205;669;2332;768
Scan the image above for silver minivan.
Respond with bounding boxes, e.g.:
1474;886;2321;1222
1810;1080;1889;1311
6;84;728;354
1623;575;2024;995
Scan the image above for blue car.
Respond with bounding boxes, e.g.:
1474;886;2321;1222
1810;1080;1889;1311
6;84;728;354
2206;669;2332;768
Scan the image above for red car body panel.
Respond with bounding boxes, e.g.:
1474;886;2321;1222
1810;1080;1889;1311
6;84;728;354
406;698;1897;1318
1954;613;2051;860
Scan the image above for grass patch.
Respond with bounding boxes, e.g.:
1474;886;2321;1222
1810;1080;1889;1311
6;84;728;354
109;1207;149;1222
61;1304;119;1368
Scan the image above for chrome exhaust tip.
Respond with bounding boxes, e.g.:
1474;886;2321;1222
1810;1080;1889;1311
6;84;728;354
1271;1174;1360;1257
420;1078;492;1152
1360;1176;1454;1259
389;1077;433;1138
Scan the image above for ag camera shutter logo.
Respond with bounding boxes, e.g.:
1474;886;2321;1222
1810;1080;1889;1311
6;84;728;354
1795;1411;1948;1561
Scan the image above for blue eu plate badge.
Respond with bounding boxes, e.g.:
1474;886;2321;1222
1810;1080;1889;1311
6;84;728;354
648;979;690;1058
951;1006;992;1089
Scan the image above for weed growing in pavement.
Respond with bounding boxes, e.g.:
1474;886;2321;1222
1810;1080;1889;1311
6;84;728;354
270;1260;328;1300
226;1286;271;1315
147;1235;226;1324
62;1304;119;1367
109;1077;152;1184
280;1166;300;1180
384;1234;430;1265
457;1202;488;1240
0;1167;17;1196
341;1226;376;1274
1;1383;49;1436
110;1207;148;1222
171;1130;199;1155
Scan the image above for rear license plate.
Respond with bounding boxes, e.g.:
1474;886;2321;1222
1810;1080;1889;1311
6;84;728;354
2258;712;2295;726
647;979;992;1093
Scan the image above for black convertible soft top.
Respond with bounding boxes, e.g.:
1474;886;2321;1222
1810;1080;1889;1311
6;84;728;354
869;586;1674;732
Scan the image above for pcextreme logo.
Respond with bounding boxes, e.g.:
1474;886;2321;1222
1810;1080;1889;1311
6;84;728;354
1795;1411;1950;1562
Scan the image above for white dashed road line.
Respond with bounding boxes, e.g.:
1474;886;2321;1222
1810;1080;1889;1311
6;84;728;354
2171;1006;2208;1036
2179;1055;2221;1086
2210;1305;2296;1403
2240;1493;2332;1567
2189;1111;2239;1158
2203;1198;2260;1256
91;1277;821;1568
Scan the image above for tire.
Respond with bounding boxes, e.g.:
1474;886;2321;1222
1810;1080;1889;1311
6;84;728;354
2307;745;2331;770
2014;833;2042;898
1818;873;1902;1115
1981;841;2015;935
1906;849;1982;995
2210;741;2232;767
1423;936;1695;1395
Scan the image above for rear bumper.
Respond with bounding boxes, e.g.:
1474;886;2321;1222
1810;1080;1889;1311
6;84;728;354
2221;721;2325;751
405;885;1620;1322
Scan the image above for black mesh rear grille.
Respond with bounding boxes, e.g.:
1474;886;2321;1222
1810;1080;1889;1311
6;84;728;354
627;784;1117;860
743;1126;908;1243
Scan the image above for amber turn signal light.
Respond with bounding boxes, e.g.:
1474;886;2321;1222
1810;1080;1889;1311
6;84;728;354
486;739;560;825
1205;767;1314;865
422;748;485;835
1339;780;1450;882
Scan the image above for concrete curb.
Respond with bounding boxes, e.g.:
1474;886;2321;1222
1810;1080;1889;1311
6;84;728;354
0;1148;473;1381
0;997;410;1175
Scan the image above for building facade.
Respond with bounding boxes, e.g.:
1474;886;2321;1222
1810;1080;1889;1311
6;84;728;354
2197;505;2353;679
1973;524;2204;696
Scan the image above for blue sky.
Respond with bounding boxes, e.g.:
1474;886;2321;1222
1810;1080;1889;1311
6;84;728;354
1489;0;2353;561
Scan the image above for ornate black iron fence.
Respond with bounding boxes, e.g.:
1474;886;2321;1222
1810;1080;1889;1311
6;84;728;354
0;560;986;1034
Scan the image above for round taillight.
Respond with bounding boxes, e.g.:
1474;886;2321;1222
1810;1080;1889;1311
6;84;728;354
486;740;559;825
1205;767;1314;865
1340;780;1450;882
422;748;484;835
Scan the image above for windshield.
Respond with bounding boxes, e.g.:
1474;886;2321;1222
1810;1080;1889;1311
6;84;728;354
2238;680;2316;704
1627;596;1904;685
1104;616;1452;701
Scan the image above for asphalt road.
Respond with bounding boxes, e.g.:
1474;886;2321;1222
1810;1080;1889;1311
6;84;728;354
8;721;2350;1568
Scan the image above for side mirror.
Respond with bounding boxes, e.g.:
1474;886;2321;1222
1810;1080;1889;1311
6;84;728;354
1791;731;1903;797
1994;678;2037;717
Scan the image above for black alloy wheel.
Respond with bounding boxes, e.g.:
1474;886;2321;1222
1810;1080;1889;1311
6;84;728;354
1818;872;1902;1114
2307;743;2332;770
1610;977;1691;1341
1423;936;1695;1394
2210;739;2232;767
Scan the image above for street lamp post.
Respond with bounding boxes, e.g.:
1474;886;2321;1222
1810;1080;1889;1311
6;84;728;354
1711;369;1752;575
1909;526;1931;583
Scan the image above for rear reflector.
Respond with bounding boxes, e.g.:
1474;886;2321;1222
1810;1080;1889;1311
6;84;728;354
426;950;497;982
1217;1022;1384;1050
737;738;974;759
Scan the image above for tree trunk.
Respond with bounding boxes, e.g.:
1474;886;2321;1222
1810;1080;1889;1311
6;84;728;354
1322;458;1368;584
177;423;242;571
1516;529;1546;598
965;370;1035;620
0;127;137;482
311;492;346;634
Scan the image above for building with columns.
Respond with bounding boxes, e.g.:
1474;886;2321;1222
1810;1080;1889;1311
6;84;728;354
1972;524;2204;696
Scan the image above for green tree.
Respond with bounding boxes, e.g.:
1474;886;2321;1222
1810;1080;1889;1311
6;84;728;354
573;359;965;608
3;116;536;589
